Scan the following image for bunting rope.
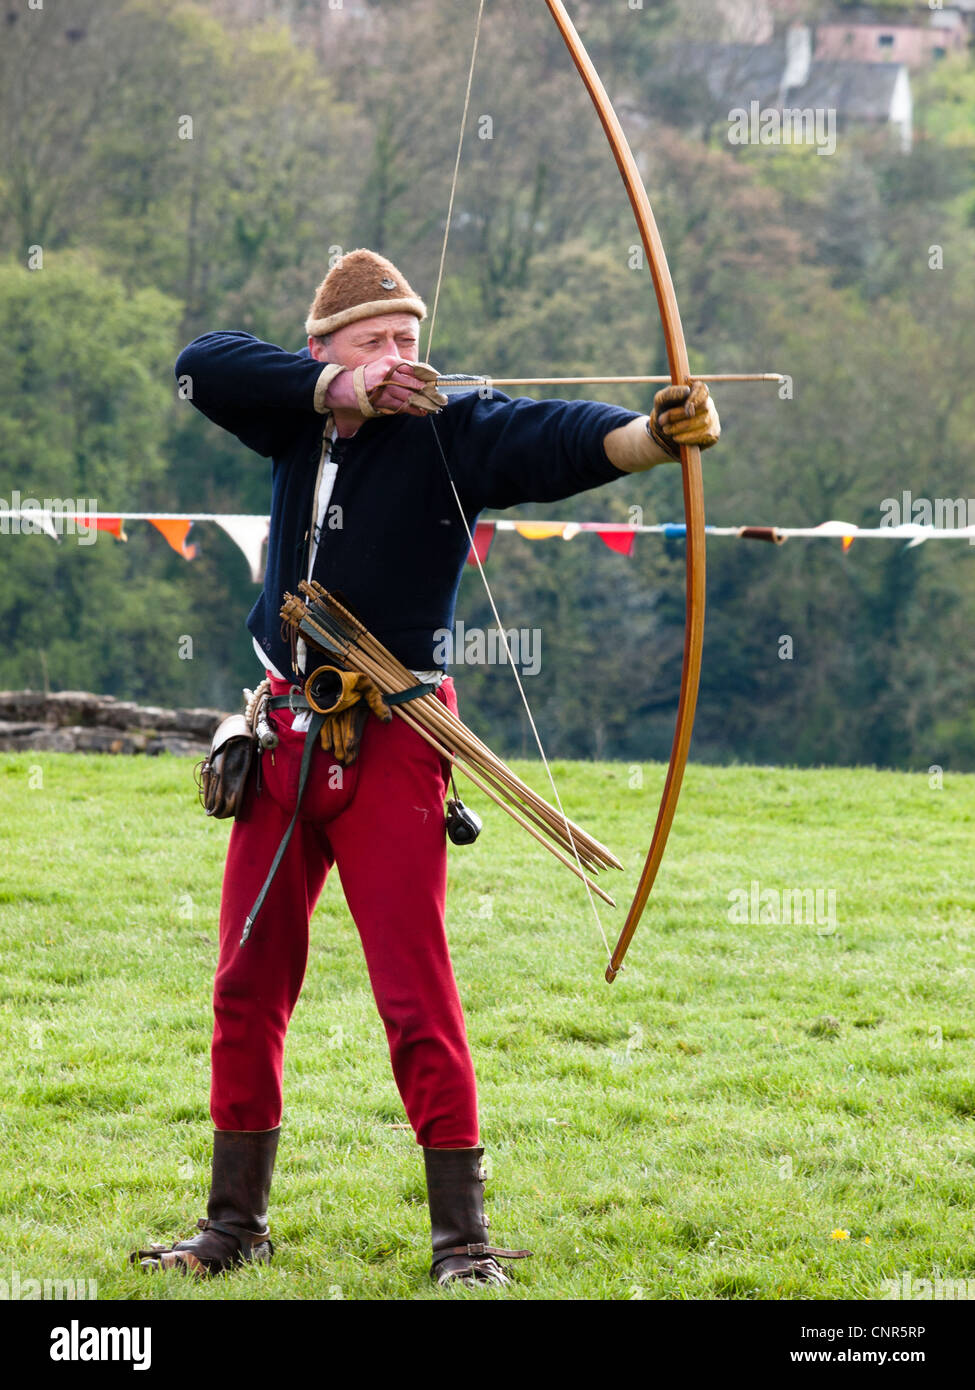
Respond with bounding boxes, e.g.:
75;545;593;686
1;510;971;578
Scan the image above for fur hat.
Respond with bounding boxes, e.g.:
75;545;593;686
305;249;427;338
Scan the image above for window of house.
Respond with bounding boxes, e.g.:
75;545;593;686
878;34;895;49
933;46;946;60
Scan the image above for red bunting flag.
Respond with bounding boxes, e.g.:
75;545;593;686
592;528;636;557
70;515;128;541
465;520;496;566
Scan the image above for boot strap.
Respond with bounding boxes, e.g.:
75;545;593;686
199;1217;273;1260
436;1242;532;1260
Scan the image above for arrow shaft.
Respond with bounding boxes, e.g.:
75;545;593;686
440;373;783;387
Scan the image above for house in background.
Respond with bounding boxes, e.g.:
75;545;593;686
814;5;969;68
657;24;914;154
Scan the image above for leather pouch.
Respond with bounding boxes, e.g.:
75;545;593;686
195;714;256;819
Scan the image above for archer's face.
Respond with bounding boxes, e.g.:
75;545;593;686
309;313;421;368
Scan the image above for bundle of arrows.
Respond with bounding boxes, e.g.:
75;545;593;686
280;580;624;905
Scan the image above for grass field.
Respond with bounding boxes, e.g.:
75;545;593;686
0;750;972;1301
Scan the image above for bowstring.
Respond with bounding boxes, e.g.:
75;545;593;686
424;0;612;964
424;0;485;364
428;427;613;962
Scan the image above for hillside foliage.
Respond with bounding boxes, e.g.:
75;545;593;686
1;0;973;768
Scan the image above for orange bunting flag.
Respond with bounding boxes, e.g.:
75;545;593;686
465;520;496;567
842;535;855;552
149;518;197;559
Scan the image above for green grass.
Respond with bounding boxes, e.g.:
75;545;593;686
0;752;972;1300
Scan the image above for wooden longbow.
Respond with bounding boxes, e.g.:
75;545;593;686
543;0;707;983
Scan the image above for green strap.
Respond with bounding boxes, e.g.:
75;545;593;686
240;712;325;947
385;682;436;705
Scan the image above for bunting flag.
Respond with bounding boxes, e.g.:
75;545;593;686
214;516;270;583
73;514;128;541
738;527;785;545
1;512;972;580
514;521;570;540
584;525;637;557
465;520;496;566
8;509;60;541
149;518;196;559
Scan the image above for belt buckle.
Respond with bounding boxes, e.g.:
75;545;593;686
287;684;304;716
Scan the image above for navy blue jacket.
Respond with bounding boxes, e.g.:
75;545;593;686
175;332;638;676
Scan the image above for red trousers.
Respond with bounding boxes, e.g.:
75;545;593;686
209;673;479;1148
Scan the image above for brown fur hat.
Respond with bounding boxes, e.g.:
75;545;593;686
305;249;427;338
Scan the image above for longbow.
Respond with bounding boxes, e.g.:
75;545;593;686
543;0;706;983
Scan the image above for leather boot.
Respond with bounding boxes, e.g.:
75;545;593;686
423;1146;532;1287
131;1127;279;1276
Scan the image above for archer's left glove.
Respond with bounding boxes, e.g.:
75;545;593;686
648;381;721;458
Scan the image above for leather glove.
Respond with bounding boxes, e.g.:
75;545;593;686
354;360;448;417
647;381;721;458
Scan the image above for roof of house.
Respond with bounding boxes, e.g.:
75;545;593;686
664;40;905;121
799;61;905;119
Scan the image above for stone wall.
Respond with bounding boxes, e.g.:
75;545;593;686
0;691;230;758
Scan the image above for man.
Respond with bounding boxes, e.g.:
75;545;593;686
131;249;719;1287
